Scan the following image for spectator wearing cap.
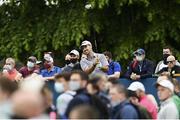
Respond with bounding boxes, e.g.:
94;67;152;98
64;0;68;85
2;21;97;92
19;56;38;78
156;79;179;119
128;82;157;119
62;50;82;73
80;40;109;74
155;47;180;73
125;48;154;80
157;55;180;76
40;53;61;105
3;58;22;82
103;51;121;80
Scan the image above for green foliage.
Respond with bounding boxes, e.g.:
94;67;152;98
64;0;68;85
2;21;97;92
0;0;179;69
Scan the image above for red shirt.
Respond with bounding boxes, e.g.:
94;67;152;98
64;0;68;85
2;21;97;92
140;95;157;119
19;66;36;78
5;69;19;81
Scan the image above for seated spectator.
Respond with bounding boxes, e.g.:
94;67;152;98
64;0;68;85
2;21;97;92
3;58;22;82
125;48;154;80
54;73;76;117
103;51;121;80
155;47;180;73
172;78;180;97
157;55;180;76
128;82;157;119
80;40;109;74
109;84;139;119
19;56;38;78
156;79;179;119
62;50;82;73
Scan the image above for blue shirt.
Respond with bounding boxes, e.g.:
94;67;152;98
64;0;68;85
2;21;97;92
40;66;61;106
107;61;121;75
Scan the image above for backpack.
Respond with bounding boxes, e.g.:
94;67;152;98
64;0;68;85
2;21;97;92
132;104;152;119
78;93;109;119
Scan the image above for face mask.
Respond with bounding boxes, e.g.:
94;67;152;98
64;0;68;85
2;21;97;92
70;59;78;64
3;65;13;71
136;56;143;61
44;63;51;69
69;81;81;91
111;100;121;107
163;54;170;65
27;61;35;68
54;82;64;93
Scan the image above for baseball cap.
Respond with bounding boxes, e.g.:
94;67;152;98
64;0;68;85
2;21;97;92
80;40;92;47
156;80;174;93
134;48;145;55
127;81;145;92
28;56;37;63
69;50;80;56
44;54;53;63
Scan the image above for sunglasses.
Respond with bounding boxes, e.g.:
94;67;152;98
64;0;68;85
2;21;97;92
167;61;174;64
81;45;88;50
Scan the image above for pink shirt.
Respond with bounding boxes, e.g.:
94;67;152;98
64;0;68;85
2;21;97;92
140;95;157;119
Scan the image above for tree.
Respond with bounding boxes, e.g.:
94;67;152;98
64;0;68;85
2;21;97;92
0;0;179;70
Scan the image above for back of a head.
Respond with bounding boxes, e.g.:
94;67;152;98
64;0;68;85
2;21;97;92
113;83;128;98
71;70;89;81
0;76;18;96
55;72;71;82
103;51;112;59
69;104;100;119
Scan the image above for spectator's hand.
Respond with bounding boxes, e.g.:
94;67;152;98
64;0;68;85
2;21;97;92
65;54;71;60
130;73;137;80
135;75;140;80
93;58;100;67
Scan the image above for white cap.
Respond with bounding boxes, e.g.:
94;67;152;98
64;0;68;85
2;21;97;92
128;81;145;92
156;80;174;93
81;40;92;47
69;50;80;56
167;55;176;62
44;54;53;63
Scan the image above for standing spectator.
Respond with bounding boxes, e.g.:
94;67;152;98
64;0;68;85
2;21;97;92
155;47;180;73
156;79;179;119
65;70;109;119
3;58;22;82
127;82;157;119
103;51;121;80
62;50;82;73
87;76;111;110
19;56;38;78
109;84;139;119
80;40;109;74
125;48;154;80
157;55;180;76
54;73;76;117
40;53;61;105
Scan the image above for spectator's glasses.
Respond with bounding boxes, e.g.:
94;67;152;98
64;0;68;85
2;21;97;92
167;61;174;64
28;59;36;63
5;63;11;65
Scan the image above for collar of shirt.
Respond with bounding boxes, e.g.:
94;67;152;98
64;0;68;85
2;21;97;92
160;97;172;107
44;66;55;73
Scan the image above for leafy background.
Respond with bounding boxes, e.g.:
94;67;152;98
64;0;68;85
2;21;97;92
0;0;179;72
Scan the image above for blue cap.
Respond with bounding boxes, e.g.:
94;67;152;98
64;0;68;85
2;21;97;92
134;48;145;55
